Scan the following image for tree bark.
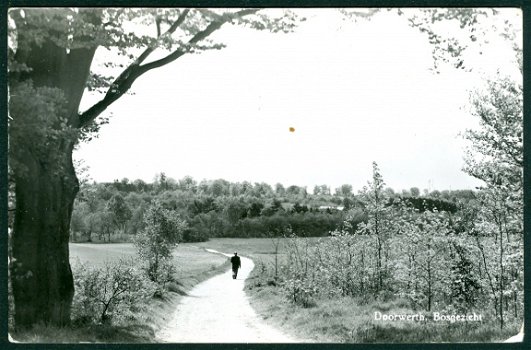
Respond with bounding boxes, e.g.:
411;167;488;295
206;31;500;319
11;142;79;327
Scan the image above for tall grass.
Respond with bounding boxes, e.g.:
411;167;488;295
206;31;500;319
246;270;522;343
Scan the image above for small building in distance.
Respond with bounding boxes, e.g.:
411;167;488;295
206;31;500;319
318;205;344;211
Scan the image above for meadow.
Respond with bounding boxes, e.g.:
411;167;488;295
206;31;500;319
70;242;228;281
195;237;295;260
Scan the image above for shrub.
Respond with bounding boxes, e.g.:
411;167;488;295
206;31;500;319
450;244;480;311
72;258;156;325
134;199;187;283
181;227;208;242
149;258;177;296
282;277;318;308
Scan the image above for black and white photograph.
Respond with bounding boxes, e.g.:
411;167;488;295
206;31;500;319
6;6;524;343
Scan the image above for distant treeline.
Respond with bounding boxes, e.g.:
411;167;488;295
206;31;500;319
70;174;476;243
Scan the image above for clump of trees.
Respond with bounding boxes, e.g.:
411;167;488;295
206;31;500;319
69;178;346;241
277;69;523;331
68;174;472;245
281;162;522;330
462;74;523;329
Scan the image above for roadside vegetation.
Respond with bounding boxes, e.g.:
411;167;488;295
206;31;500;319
9;242;228;343
243;236;521;343
198;233;521;343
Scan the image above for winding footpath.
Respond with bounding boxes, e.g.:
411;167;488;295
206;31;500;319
156;250;300;343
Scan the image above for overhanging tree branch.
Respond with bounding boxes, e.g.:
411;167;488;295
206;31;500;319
78;8;259;128
134;8;260;75
135;21;223;75
136;9;190;65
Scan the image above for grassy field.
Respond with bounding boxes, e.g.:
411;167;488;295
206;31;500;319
10;243;229;343
195;237;289;256
70;242;228;279
70;243;137;266
194;237;315;266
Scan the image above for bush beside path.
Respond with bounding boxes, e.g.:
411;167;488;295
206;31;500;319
9;243;228;343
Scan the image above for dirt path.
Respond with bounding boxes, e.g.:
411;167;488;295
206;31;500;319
156;250;300;343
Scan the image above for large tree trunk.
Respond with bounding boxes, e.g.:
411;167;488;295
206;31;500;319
11;144;79;327
9;9;100;327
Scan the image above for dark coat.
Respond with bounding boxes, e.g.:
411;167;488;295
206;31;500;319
230;255;241;269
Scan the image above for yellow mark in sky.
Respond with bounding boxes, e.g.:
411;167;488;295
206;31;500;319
289;127;295;133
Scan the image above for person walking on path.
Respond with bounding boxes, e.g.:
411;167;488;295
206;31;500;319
230;252;241;279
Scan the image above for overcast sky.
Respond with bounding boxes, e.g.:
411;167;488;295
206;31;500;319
75;8;521;192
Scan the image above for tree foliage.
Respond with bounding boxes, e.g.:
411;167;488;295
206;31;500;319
72;259;155;325
8;8;304;143
402;8;521;73
134;200;187;283
277;157;522;330
462;72;523;329
356;162;393;291
106;193;132;232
